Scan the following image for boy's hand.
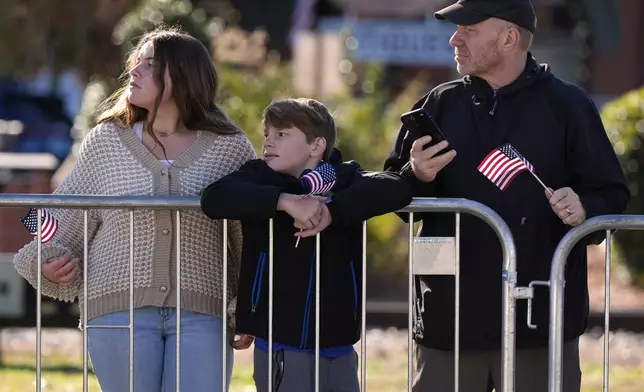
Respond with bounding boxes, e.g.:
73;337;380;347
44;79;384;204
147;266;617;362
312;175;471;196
277;193;327;229
232;333;254;350
295;205;332;237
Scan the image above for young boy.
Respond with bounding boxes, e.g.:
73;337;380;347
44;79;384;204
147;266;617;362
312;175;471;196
200;98;412;392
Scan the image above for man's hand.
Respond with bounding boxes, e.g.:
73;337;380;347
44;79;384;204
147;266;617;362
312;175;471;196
42;252;80;285
295;204;332;238
410;136;457;183
277;194;327;229
546;187;587;226
231;333;254;350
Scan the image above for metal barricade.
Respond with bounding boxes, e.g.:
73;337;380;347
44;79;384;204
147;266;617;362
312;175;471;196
547;215;644;392
400;198;523;392
253;197;521;392
0;194;207;392
2;195;523;392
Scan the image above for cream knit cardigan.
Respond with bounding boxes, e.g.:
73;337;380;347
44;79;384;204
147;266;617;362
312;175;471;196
13;121;257;324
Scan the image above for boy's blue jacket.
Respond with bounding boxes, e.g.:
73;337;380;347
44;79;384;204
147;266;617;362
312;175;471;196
200;150;412;349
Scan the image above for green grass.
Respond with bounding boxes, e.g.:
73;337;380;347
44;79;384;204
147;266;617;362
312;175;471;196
580;363;644;392
0;368;101;392
1;351;643;392
0;352;256;392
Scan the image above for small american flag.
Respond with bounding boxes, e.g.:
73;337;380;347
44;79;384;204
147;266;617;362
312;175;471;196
20;208;59;243
300;162;337;195
478;144;534;191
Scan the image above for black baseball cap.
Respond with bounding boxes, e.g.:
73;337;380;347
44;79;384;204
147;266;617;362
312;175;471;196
435;0;537;32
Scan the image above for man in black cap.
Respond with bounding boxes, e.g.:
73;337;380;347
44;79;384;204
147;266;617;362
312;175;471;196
384;0;630;391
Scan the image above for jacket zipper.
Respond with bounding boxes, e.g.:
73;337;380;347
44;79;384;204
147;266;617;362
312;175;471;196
299;247;316;348
489;89;498;115
349;260;358;321
251;252;266;313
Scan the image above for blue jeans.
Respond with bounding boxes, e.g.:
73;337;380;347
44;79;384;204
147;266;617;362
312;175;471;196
87;306;233;392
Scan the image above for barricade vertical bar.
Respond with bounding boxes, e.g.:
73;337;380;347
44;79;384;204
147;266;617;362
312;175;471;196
129;211;135;392
549;256;565;392
501;237;518;391
175;210;181;391
407;212;414;392
603;229;611;392
315;232;321;392
268;219;274;390
360;221;367;391
83;210;89;391
454;213;460;391
36;209;42;392
222;219;228;392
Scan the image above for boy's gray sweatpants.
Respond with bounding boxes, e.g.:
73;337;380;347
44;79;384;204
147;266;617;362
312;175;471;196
253;348;360;392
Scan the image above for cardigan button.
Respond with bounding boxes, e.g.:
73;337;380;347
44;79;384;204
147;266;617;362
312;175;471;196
162;228;170;236
160;286;168;292
161;168;168;175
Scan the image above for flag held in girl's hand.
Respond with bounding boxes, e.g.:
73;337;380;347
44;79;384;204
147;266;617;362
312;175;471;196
20;208;59;243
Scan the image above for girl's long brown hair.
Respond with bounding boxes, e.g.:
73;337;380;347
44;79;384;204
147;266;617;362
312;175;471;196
96;26;238;142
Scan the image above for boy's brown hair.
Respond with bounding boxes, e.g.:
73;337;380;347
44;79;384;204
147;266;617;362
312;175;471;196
262;98;337;161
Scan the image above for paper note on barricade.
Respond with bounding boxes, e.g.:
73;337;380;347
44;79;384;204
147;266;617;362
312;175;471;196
413;237;456;275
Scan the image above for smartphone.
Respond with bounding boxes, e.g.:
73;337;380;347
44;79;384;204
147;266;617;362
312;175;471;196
400;108;453;155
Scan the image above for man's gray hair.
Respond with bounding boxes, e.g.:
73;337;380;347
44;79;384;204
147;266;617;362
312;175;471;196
506;21;534;50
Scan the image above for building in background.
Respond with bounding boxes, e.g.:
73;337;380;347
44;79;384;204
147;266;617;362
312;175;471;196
286;0;641;106
587;0;644;105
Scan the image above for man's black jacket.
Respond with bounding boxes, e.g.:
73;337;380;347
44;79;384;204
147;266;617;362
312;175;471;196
201;155;413;349
384;54;630;350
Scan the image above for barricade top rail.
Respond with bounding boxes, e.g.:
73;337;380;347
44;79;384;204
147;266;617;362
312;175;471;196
550;214;644;280
0;194;516;268
401;197;511;230
0;194;516;274
0;193;514;225
0;194;202;209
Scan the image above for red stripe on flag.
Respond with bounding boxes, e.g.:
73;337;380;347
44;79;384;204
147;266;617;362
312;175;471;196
39;210;58;243
477;149;502;171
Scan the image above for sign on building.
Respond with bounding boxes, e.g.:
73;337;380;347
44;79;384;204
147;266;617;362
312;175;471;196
321;19;456;66
328;0;446;18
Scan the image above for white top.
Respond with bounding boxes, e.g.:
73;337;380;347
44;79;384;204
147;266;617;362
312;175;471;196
133;122;173;168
